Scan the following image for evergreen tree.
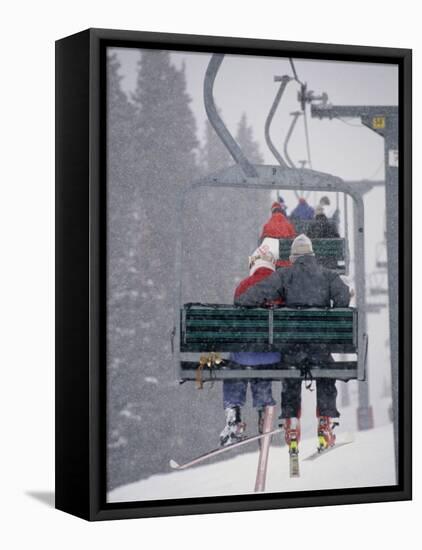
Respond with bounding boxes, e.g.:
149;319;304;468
107;50;203;489
107;52;145;485
205;113;269;294
132;51;198;223
236;112;264;164
230;113;268;285
184;111;235;302
199;117;232;174
107;52;140;279
192;112;269;302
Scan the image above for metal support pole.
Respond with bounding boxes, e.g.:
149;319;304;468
343;193;350;274
383;117;399;480
340;381;351;408
353;197;373;429
255;405;276;492
361;113;399;474
311;104;399;443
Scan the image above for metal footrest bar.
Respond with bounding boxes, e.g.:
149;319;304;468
179;361;358;381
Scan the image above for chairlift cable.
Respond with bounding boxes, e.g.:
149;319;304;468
289;58;302;84
337;117;364;128
289;58;313;171
365;159;384;181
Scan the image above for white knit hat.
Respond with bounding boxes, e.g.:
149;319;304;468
290;234;314;259
249;238;279;275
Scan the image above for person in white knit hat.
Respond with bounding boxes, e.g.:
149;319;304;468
219;238;282;447
235;234;351;453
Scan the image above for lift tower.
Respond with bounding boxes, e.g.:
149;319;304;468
311;103;399;474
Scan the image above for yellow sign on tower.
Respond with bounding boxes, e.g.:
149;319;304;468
372;116;386;129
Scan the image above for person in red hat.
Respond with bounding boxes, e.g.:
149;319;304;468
260;202;296;267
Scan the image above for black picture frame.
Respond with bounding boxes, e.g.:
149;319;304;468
55;27;412;521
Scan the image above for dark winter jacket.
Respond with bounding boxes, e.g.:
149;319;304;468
306;214;340;269
306;214;340;239
231;267;282;366
234;255;350;309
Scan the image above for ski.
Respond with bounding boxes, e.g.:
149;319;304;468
282;418;301;478
303;433;354;462
170;426;283;471
289;441;300;478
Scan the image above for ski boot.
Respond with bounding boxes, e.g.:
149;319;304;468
220;406;246;447
317;416;339;452
282;417;301;477
283;417;301;451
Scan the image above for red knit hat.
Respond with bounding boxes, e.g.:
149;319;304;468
271;201;282;213
261;210;296;240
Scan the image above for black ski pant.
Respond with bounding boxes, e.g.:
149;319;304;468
281;378;340;418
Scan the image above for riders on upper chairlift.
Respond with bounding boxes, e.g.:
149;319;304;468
276;194;288;216
288;195;340;238
306;205;340;239
290;197;315;221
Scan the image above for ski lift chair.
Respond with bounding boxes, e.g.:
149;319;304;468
174;54;368;387
179;304;363;384
375;241;388;269
369;270;388;296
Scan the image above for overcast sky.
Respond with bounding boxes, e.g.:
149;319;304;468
112;47;397;182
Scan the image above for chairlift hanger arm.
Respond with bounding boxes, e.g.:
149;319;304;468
264;75;293;168
204;54;258;177
283;111;302;168
289;58;302;85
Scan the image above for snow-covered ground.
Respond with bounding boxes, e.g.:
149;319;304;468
108;418;396;503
